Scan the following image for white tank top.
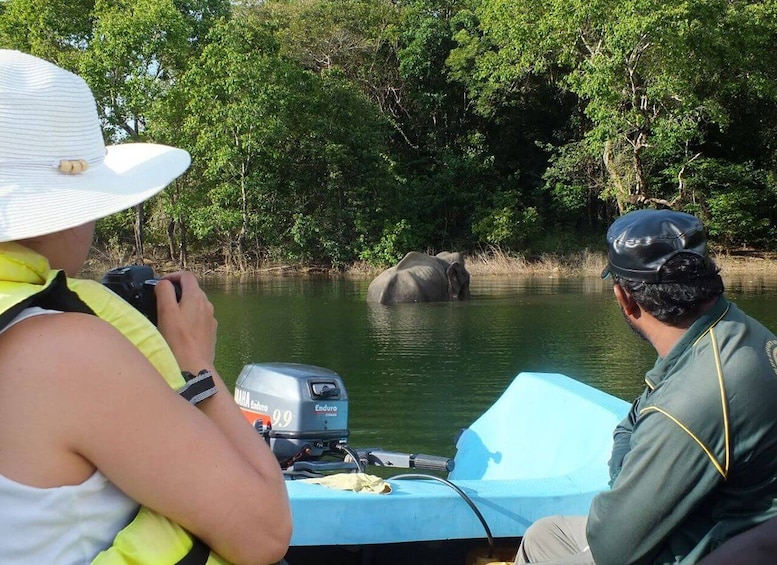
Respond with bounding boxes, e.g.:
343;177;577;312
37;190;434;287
0;308;138;563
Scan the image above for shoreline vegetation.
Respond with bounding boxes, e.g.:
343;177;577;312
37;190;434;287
82;247;777;281
9;2;777;284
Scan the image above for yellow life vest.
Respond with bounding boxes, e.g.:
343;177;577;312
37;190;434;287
0;242;230;565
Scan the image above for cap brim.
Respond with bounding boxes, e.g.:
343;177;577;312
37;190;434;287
0;143;190;242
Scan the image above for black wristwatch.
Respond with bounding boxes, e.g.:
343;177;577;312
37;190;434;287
178;369;218;405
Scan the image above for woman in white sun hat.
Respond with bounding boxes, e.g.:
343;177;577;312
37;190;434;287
0;50;291;564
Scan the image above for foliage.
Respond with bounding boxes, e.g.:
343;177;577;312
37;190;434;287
683;160;777;250
456;0;777;219
359;219;420;267
169;15;395;268
93;209;136;249
0;0;93;68
472;190;541;251
4;0;777;268
1;0;230;263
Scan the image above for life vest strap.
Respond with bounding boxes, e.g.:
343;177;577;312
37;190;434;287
0;270;93;329
176;535;210;565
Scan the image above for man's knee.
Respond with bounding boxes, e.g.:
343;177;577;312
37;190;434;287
523;516;563;543
515;515;589;564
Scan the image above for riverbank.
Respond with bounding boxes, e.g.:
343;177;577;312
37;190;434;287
82;247;777;280
462;248;777;278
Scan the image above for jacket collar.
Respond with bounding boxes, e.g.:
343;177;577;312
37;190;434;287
645;296;730;390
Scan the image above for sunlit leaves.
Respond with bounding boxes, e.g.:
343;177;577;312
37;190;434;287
173;15;395;266
461;0;777;235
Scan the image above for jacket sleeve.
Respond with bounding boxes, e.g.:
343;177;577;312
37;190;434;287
608;394;642;486
587;409;724;565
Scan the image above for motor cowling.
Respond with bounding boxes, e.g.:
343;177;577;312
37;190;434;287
234;362;349;465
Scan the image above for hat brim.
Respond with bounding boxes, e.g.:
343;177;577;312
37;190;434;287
0;143;190;242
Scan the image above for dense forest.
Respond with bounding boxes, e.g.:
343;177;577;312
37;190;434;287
2;0;777;270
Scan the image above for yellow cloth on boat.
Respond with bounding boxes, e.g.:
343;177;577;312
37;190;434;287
300;473;392;494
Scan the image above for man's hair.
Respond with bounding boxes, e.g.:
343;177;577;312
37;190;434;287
613;253;724;326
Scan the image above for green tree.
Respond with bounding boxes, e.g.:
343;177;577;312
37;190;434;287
81;0;227;260
254;0;403;119
172;15;395;269
1;0;229;263
683;160;777;250
454;0;777;220
0;0;93;68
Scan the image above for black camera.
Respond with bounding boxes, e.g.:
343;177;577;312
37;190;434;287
101;265;181;326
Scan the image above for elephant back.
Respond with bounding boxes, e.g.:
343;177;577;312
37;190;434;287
367;252;448;305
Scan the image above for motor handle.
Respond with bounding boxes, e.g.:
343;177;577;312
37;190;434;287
411;453;455;473
361;449;455;473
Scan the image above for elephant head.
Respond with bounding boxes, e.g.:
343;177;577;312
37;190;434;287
436;251;471;301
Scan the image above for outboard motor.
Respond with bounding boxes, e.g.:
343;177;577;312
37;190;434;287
235;362;455;476
234;363;351;470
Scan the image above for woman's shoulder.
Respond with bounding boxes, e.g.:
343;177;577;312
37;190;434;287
0;311;139;381
0;312;135;486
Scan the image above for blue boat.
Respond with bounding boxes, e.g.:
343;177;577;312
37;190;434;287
279;371;630;564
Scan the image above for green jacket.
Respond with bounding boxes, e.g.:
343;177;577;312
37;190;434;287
587;296;777;565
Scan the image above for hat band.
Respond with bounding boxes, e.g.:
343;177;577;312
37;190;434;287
604;252;711;284
0;154;105;172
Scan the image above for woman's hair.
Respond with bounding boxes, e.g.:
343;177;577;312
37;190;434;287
613;253;724;326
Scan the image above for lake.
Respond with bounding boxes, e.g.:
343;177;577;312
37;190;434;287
203;272;777;464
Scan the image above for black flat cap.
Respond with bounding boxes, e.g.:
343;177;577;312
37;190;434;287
601;209;708;283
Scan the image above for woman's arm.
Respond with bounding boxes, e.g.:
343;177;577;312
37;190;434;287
155;273;291;501
0;273;292;565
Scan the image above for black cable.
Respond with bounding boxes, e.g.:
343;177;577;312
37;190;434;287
388;473;495;556
335;443;365;473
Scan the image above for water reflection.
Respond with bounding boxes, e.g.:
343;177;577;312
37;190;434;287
474;275;612;296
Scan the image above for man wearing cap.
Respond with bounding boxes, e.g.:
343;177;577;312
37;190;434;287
515;209;777;564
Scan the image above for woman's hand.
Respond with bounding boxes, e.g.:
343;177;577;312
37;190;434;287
154;272;217;374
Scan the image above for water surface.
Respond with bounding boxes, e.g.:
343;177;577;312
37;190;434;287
204;273;777;460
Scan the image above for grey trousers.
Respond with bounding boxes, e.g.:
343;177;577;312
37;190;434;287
514;515;596;564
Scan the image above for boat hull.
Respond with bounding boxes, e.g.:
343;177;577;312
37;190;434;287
285;372;630;556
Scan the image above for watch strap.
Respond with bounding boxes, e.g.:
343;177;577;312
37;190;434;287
178;369;218;405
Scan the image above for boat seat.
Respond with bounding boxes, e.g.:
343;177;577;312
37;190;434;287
285;372;631;547
449;372;629;484
696;515;777;564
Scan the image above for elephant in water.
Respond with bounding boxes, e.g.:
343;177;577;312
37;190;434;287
366;251;471;305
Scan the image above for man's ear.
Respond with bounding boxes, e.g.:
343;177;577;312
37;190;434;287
614;283;641;318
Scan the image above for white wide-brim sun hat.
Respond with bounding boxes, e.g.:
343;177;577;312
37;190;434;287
0;49;191;243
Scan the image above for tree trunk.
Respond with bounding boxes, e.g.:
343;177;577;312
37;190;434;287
239;162;249;271
603;140;628;215
133;203;145;263
179;222;188;269
632;131;649;198
167;219;176;262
